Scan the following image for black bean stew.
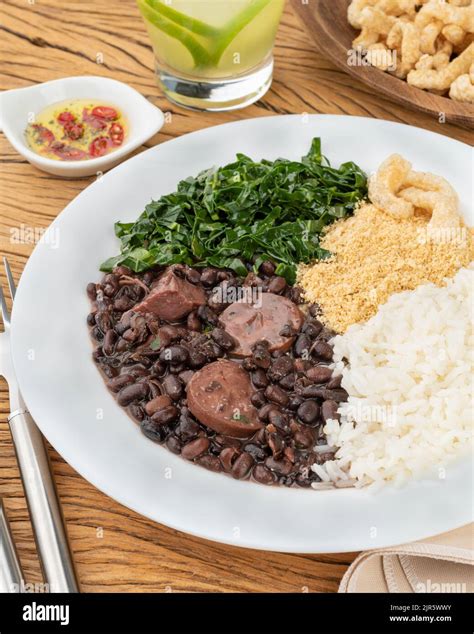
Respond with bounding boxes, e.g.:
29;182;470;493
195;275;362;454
87;262;347;488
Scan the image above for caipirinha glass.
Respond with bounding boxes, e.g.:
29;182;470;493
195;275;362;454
137;0;285;111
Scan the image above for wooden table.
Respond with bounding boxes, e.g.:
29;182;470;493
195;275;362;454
0;0;470;594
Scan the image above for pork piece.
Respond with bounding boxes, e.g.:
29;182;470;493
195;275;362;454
186;360;262;438
134;267;206;321
219;293;304;357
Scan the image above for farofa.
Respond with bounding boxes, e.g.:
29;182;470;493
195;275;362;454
297;203;473;333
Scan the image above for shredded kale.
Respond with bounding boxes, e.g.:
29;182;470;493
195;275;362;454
100;138;367;284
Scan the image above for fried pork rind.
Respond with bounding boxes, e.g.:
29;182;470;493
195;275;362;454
415;1;474;32
434;38;455;69
387;21;422;77
358;6;398;35
377;0;421;17
399;189;461;228
402;171;460;229
449;67;474;102
348;0;380;28
415;38;455;73
353;28;381;50
369;155;462;228
420;20;444;55
368;155;414;220
442;24;467;46
366;42;393;69
348;0;474;100
407;42;474;90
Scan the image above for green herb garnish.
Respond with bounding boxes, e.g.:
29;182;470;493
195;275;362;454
149;337;161;351
100;138;367;284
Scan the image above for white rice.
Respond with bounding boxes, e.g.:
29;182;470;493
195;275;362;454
312;266;473;489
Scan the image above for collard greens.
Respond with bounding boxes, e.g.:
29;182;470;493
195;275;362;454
101;138;367;284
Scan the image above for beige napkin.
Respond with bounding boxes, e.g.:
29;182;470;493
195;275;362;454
339;524;474;593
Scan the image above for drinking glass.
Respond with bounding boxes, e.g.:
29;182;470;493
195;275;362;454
137;0;285;111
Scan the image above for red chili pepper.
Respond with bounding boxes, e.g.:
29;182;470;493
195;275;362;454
50;142;87;161
64;121;84;140
57;111;76;124
82;108;108;131
31;124;55;146
89;136;110;157
91;106;118;121
109;122;124;146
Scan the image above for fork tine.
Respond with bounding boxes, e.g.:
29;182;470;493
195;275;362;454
3;257;16;300
0;284;10;327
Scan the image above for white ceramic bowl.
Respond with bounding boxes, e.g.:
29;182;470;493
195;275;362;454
0;76;164;177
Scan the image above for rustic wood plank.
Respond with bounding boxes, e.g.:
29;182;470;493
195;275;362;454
0;0;470;594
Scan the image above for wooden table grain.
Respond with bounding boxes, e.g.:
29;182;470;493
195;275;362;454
0;0;470;594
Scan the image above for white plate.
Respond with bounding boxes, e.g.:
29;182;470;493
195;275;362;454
11;115;473;553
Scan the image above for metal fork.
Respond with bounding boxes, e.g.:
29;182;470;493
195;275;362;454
0;498;24;592
0;257;79;593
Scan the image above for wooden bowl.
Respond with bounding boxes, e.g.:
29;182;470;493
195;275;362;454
290;0;474;129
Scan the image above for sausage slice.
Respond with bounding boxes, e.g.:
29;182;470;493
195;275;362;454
219;293;304;357
186;360;261;438
134;267;206;321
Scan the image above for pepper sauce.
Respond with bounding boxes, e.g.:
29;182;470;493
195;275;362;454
25;99;128;161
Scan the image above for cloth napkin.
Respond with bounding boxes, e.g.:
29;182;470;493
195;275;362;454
339;524;473;593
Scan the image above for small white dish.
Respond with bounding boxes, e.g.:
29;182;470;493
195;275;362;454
0;76;164;177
